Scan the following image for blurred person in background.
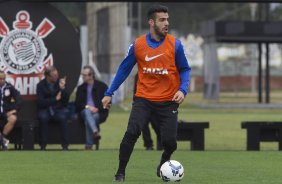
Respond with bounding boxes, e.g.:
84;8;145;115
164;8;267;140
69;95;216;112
36;66;70;151
75;65;109;150
0;71;22;150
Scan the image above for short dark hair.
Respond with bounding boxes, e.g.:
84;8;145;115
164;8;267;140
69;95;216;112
147;4;168;21
44;66;57;77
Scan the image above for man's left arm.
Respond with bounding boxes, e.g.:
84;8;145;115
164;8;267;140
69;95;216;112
60;89;70;106
175;39;191;96
96;81;109;123
10;86;22;111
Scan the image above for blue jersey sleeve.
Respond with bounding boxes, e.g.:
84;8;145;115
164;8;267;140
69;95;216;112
104;42;136;96
175;39;191;96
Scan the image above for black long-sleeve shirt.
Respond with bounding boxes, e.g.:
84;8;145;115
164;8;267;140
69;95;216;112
36;78;69;110
74;80;109;124
0;82;21;114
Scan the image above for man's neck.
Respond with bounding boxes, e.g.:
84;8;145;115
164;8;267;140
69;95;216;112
149;32;164;42
87;79;94;85
151;35;160;42
46;78;54;84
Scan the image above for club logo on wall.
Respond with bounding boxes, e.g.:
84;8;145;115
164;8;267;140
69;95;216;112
0;10;55;99
0;1;82;101
0;10;54;74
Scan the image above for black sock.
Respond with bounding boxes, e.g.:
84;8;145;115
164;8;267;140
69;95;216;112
116;160;128;175
116;132;138;175
159;151;171;166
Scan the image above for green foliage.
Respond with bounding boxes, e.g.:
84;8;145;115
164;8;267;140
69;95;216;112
141;3;247;35
141;3;282;36
51;2;86;27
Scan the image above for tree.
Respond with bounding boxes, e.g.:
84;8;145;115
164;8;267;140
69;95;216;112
51;2;86;27
141;3;261;36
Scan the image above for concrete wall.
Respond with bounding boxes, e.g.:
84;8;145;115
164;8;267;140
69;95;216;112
87;3;131;104
87;3;128;72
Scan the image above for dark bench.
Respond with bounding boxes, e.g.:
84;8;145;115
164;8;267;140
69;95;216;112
32;117;100;150
157;120;209;151
0;117;100;150
0;119;35;150
241;121;282;151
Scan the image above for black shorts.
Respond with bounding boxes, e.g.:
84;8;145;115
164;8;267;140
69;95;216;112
126;97;179;142
0;114;7;127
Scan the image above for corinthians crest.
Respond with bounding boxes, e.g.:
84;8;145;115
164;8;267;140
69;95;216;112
0;10;55;74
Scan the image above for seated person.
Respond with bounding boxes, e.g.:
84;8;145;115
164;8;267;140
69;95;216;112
75;65;109;150
0;71;22;150
36;66;70;150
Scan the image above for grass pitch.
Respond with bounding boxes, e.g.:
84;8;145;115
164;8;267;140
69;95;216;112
1;150;282;184
2;92;282;183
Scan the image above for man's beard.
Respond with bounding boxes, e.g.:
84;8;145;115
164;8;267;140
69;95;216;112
154;25;167;39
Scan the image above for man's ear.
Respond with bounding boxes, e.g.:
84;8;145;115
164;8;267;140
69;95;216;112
148;19;154;26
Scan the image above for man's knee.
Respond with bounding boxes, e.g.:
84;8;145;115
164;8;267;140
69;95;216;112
80;109;91;118
54;111;68;123
38;110;50;122
121;132;139;145
58;115;67;123
7;115;17;124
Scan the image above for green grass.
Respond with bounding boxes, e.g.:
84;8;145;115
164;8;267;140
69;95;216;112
96;110;282;151
2;92;282;183
1;151;282;183
104;91;282;151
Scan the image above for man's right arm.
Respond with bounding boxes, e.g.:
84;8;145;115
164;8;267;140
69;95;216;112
104;42;136;96
10;85;22;111
74;85;84;113
36;82;56;108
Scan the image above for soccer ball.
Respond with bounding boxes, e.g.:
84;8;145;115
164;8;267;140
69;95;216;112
160;160;184;182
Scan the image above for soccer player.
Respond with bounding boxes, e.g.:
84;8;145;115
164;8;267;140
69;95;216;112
102;4;191;182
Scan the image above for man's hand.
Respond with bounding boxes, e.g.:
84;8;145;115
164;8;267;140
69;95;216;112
172;91;185;104
59;76;66;90
87;106;99;113
56;91;62;101
102;96;112;109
